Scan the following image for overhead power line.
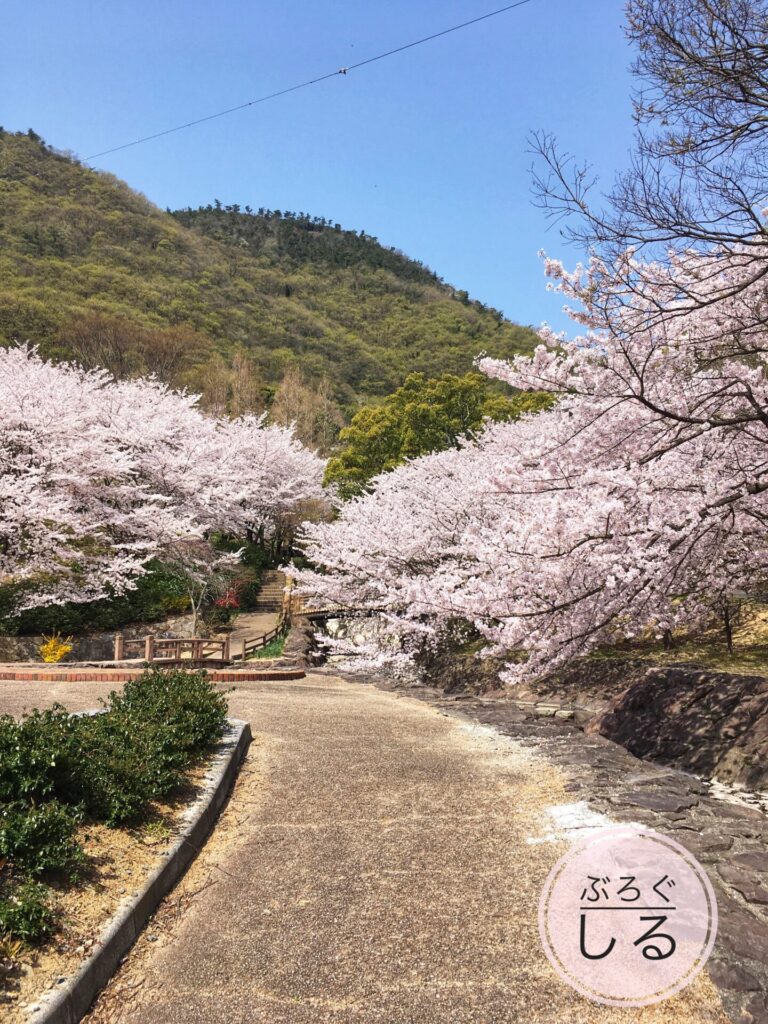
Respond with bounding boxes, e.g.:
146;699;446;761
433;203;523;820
86;0;534;161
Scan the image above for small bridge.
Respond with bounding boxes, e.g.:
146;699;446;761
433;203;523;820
114;617;291;667
114;634;234;666
113;573;302;667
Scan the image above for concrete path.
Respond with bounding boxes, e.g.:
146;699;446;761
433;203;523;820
224;610;280;645
0;675;727;1023
217;609;280;659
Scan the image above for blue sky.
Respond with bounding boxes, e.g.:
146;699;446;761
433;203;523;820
4;0;634;333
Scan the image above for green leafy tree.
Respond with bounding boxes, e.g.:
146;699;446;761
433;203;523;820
324;372;552;499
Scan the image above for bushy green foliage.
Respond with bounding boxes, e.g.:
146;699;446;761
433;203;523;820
0;802;84;879
0;669;228;942
66;713;176;825
0;877;56;944
0;709;77;803
0;560;190;636
58;671;227;825
324;372;553;498
0;130;538;410
114;670;229;768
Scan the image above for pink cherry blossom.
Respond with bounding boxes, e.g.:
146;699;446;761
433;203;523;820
297;246;768;682
0;346;326;612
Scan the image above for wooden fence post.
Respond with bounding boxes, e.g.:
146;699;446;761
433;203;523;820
222;637;230;662
144;634;155;662
114;633;124;661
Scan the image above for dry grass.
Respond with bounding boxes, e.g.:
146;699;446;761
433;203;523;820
593;601;768;675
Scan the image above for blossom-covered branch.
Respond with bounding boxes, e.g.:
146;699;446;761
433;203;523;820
0;346;326;611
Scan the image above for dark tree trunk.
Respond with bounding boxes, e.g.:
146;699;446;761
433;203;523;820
723;602;734;655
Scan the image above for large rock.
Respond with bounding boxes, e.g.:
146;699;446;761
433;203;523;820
586;666;768;788
281;616;316;667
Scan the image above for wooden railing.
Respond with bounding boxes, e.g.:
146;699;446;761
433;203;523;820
236;617;287;661
235;577;298;660
114;634;230;663
114;577;301;665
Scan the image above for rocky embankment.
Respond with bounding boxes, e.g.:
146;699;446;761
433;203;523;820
587;666;768;790
422;647;768;790
366;677;768;1024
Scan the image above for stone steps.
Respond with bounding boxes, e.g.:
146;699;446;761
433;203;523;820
251;572;288;612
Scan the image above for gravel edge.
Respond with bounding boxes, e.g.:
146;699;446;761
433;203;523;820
28;718;252;1024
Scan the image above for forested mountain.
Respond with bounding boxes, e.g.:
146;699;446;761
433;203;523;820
0;129;538;413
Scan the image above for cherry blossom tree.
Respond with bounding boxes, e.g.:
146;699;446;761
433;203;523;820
297;246;768;682
222;416;328;537
103;380;326;538
0;346;326;614
297;1;768;683
0;347;170;610
469;246;768;674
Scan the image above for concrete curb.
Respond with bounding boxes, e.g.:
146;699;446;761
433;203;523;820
29;719;252;1024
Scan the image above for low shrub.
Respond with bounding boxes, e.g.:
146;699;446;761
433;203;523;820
203;603;236;631
63;712;168;825
211;536;268;610
0;668;228;941
0;877;56;944
0;708;78;803
38;633;74;663
0;706;174;824
68;670;226;825
114;669;228;757
0;802;84;879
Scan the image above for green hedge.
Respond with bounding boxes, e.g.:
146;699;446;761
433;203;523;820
0;541;283;637
0;561;190;636
0;669;228;943
0;878;56;943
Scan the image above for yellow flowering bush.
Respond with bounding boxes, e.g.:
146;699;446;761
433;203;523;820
39;633;74;663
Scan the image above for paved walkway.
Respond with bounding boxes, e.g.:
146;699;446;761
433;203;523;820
223;609;280;647
15;673;718;1024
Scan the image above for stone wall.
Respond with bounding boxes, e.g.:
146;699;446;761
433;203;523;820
0;612;196;664
587;665;768;789
315;615;422;683
418;646;507;695
411;645;768;789
0;633;122;663
512;657;656;712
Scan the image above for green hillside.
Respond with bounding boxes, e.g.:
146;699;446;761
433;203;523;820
0;128;538;409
